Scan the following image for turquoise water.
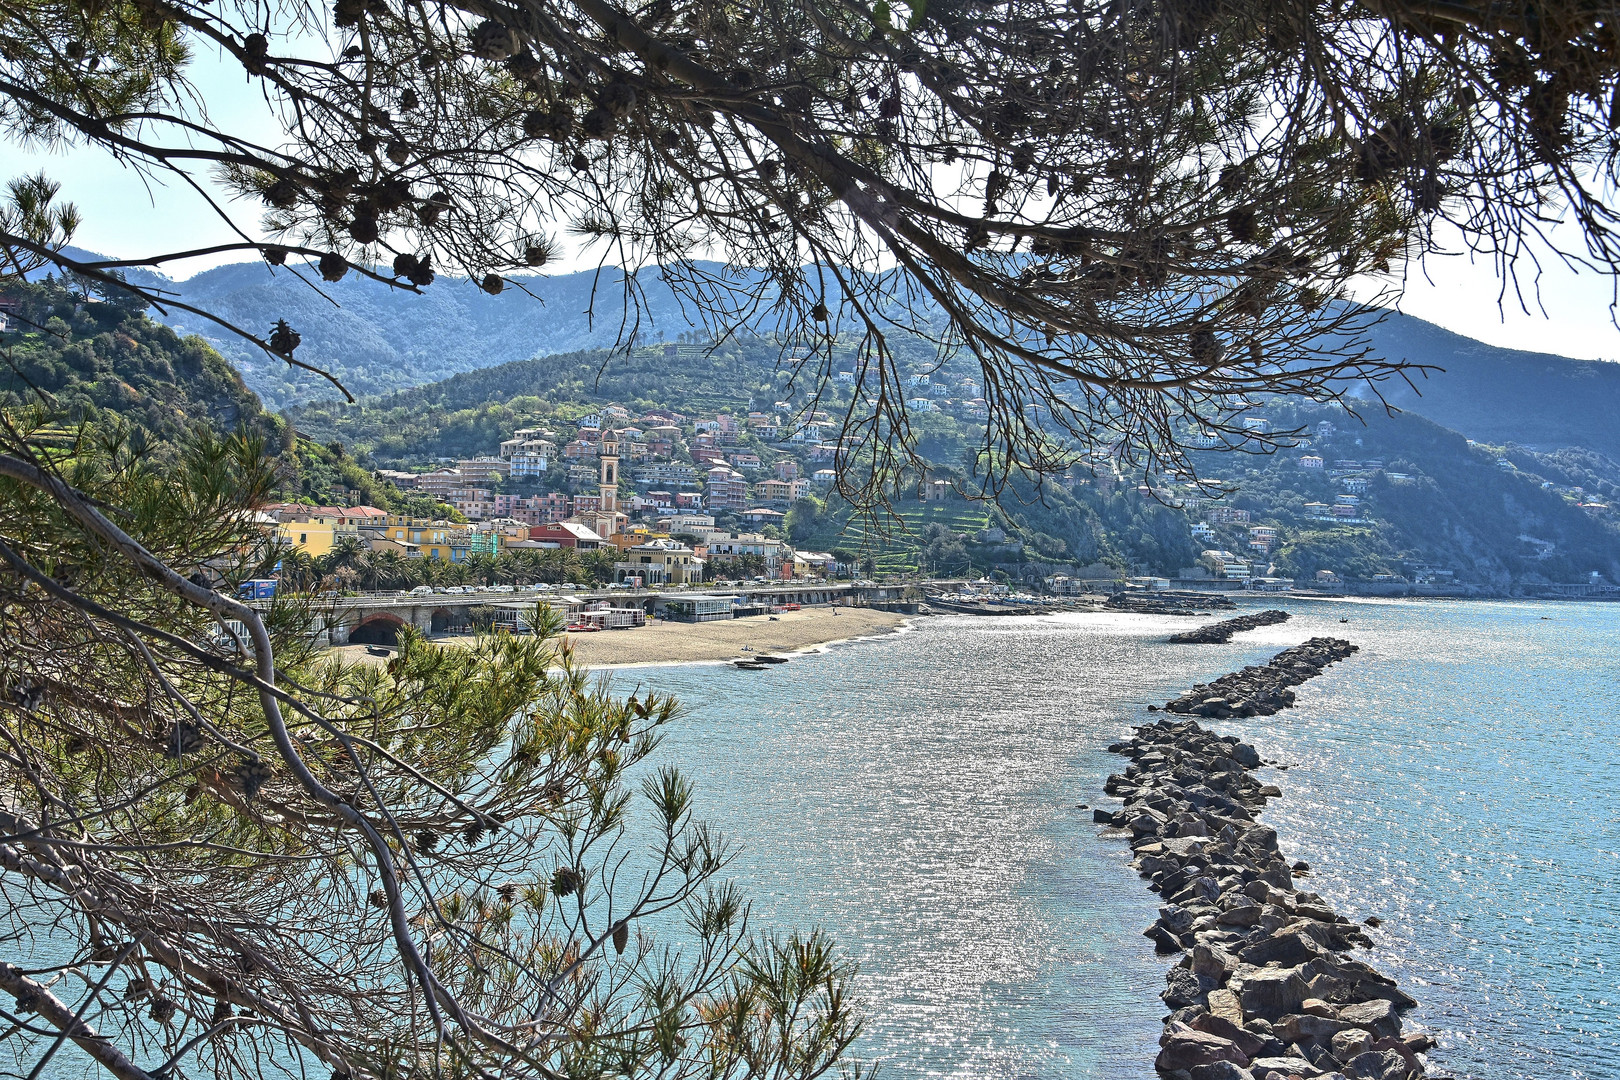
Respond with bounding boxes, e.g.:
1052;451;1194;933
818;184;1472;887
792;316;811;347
635;599;1620;1080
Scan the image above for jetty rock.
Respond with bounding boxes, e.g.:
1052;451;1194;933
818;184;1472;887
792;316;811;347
1108;591;1237;615
1169;610;1291;645
1161;638;1357;718
1093;642;1435;1080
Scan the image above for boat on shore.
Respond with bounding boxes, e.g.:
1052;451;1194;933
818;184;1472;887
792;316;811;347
733;659;769;670
753;654;790;664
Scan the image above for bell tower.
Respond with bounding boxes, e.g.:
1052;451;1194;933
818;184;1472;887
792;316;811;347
599;430;619;516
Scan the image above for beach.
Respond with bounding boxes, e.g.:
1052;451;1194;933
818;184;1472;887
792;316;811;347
329;606;910;668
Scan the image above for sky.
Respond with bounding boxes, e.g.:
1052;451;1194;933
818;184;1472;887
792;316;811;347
13;42;1620;363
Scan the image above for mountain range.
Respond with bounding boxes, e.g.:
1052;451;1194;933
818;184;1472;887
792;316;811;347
53;249;1620;459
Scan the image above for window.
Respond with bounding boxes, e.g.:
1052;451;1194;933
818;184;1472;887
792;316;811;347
299;533;307;544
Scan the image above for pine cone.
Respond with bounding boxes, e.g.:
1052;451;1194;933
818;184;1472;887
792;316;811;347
234;758;273;800
413;830;438;853
149;997;177;1024
347;216;379;244
469;21;519;61
332;0;363;27
480;274;504;296
374;179;412;212
164;721;204;758
368;888;388;909
318;253;348;282
384;139;409;166
611;920;629;955
399;88;419;111
265;179;299;209
508;53;545;91
242;32;269;72
580;107;616;139
392;253;419;278
407;256;434;287
524;244;548;267
263;246;289;266
600;81;637;117
1226;207;1257;244
268;318;304;356
1189;327;1223;364
550;866;582;897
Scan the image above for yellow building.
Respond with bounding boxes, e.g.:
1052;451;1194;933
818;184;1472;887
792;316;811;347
276;514;357;557
367;517;471;562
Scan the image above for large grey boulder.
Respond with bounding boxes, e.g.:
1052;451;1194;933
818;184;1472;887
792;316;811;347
1237;967;1311;1021
1155;1030;1252;1072
1343;1048;1411;1080
1331;1029;1374;1060
1189;1013;1269;1058
1273;1012;1351;1047
1189;1063;1256;1080
1164;966;1215;1008
1241;931;1325;968
1336;999;1400;1041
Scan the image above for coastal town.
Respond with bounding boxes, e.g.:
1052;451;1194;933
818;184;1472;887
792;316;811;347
265;393;1620;602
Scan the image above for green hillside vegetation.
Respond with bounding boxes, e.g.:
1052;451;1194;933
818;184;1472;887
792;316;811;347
1194;400;1620;585
287;338;986;469
0;278;457;520
0;277;270;441
780;478;1200;579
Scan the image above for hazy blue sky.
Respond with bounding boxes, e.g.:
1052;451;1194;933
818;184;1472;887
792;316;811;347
14;44;1620;362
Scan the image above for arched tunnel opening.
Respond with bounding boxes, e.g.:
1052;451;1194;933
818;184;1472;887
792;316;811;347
348;617;402;646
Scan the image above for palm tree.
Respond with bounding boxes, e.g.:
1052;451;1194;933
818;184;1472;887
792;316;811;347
278;547;317;594
466;552;498;586
324;534;366;576
373;550;408;590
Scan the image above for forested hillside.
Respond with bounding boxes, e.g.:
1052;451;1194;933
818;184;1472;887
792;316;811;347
0;278;454;518
1196;401;1620;585
0;277;270;440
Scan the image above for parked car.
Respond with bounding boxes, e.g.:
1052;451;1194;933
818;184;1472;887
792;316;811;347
409;585;434;596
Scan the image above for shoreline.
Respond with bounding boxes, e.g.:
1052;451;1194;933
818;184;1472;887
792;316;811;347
329;606;911;669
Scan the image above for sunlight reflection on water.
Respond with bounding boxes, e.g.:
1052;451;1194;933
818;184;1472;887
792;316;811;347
636;599;1620;1080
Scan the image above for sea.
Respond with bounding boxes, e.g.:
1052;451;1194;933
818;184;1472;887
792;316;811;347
628;598;1620;1080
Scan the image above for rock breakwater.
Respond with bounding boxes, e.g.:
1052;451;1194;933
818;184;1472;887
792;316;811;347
1156;639;1357;719
1097;641;1436;1080
1108;592;1238;615
1169;610;1291;645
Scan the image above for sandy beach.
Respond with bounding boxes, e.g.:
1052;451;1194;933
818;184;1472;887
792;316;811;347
329;606;910;668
